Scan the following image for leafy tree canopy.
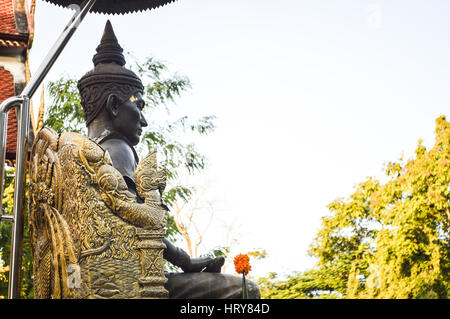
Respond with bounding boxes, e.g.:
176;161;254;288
259;116;450;299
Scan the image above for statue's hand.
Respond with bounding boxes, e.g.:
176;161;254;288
140;200;168;230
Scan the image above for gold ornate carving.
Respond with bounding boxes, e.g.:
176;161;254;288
29;127;168;298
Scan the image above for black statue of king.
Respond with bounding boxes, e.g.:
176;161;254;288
77;21;260;299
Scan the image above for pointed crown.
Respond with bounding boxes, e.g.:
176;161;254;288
92;20;126;66
78;21;144;125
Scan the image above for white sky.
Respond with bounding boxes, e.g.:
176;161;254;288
28;0;450;278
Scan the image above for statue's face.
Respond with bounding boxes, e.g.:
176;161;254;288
111;91;147;145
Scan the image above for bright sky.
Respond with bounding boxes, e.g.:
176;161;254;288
28;0;450;278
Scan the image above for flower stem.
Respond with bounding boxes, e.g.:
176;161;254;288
242;273;249;299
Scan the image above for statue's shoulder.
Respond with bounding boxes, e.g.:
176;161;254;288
32;127;113;165
99;137;132;154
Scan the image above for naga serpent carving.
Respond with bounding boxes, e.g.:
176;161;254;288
29;127;168;298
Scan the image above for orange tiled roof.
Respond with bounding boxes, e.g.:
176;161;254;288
0;0;18;35
0;0;28;48
0;66;18;161
0;1;33;161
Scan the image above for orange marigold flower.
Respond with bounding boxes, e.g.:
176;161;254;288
234;254;252;275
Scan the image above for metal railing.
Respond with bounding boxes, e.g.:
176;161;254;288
0;0;97;299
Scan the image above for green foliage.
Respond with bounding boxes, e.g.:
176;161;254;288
0;169;34;298
201;246;230;259
45;78;85;134
247;249;268;260
130;55;191;110
140;116;216;206
259;116;450;299
257;267;345;299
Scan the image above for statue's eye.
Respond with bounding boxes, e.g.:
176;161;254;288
128;95;144;110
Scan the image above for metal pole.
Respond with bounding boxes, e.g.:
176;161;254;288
0;0;97;299
1;215;14;222
7;96;30;299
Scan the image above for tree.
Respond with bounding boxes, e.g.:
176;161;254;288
172;180;217;258
0;55;216;298
0;168;34;298
257;270;342;299
258;116;450;299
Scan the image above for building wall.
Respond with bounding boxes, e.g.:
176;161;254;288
0;65;18;160
0;55;26;84
0;0;31;161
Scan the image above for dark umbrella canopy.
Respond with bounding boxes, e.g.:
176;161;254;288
44;0;177;14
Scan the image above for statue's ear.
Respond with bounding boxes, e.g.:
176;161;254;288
106;94;120;117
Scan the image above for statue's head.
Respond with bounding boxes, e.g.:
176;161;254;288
78;20;147;146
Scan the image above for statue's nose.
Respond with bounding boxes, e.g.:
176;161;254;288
140;112;148;127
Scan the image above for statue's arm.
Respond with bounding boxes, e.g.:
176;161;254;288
106;194;167;230
97;163;167;230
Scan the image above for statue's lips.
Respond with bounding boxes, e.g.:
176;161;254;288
137;129;142;136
